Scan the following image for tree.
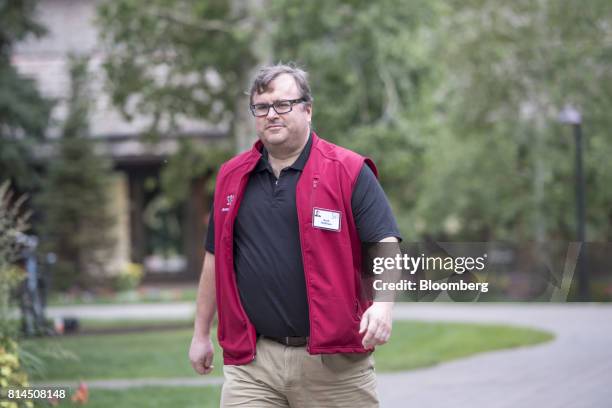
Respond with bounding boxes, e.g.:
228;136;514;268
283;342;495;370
417;0;612;241
38;57;115;289
96;1;264;263
0;0;52;190
97;0;440;239
97;0;612;243
97;0;261;151
268;0;441;239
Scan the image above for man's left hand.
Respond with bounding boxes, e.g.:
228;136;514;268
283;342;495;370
359;302;393;349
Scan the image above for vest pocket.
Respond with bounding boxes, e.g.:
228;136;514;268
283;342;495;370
312;296;361;348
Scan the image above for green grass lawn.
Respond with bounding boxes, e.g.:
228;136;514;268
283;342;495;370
77;318;193;330
45;386;221;408
48;287;198;306
374;321;553;371
24;328;224;380
24;320;553;382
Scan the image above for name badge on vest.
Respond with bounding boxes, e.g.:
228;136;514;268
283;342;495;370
313;207;341;232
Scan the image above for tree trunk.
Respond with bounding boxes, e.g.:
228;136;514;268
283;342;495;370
231;0;274;153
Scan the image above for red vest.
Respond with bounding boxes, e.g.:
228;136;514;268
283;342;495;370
213;132;377;365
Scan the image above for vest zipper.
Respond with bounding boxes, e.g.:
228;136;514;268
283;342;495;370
301;174;319;353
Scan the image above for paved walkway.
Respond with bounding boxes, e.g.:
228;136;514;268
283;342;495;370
380;303;612;408
45;302;612;407
47;302;195;321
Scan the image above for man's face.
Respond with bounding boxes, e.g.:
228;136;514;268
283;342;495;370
252;74;312;149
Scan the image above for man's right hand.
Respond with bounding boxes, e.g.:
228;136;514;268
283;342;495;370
189;334;215;375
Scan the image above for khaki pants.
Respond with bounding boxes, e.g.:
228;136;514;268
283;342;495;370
221;337;379;408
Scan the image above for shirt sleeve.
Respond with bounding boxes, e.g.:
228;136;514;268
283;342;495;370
204;200;215;254
351;163;403;243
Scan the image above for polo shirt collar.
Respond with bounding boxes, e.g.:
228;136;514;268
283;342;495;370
256;133;313;173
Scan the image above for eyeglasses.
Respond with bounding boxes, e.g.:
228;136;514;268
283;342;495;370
250;98;306;117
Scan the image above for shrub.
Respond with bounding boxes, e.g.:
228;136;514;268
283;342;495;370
113;263;144;292
0;181;33;407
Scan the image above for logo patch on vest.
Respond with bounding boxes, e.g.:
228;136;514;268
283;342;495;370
313;207;342;232
222;194;234;212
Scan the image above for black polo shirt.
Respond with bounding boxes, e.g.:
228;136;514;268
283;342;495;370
205;135;401;337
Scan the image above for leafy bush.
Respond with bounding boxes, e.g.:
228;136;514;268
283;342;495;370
113;263;144;292
0;181;33;407
0;338;34;408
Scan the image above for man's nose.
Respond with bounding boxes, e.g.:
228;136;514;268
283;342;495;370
266;106;279;119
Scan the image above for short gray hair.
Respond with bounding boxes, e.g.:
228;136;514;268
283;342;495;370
249;63;313;105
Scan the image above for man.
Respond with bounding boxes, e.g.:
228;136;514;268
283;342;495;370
189;64;401;407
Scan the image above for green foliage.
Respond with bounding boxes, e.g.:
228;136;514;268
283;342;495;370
113;262;144;291
271;0;438;134
97;0;248;212
268;0;440;239
0;338;34;408
0;0;46;54
98;0;440;238
37;56;116;289
97;0;254;137
0;0;52;189
0;181;29;338
160;140;232;206
0;181;33;407
421;0;612;240
97;0;612;241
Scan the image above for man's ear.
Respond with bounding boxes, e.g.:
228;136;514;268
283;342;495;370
305;103;313;123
